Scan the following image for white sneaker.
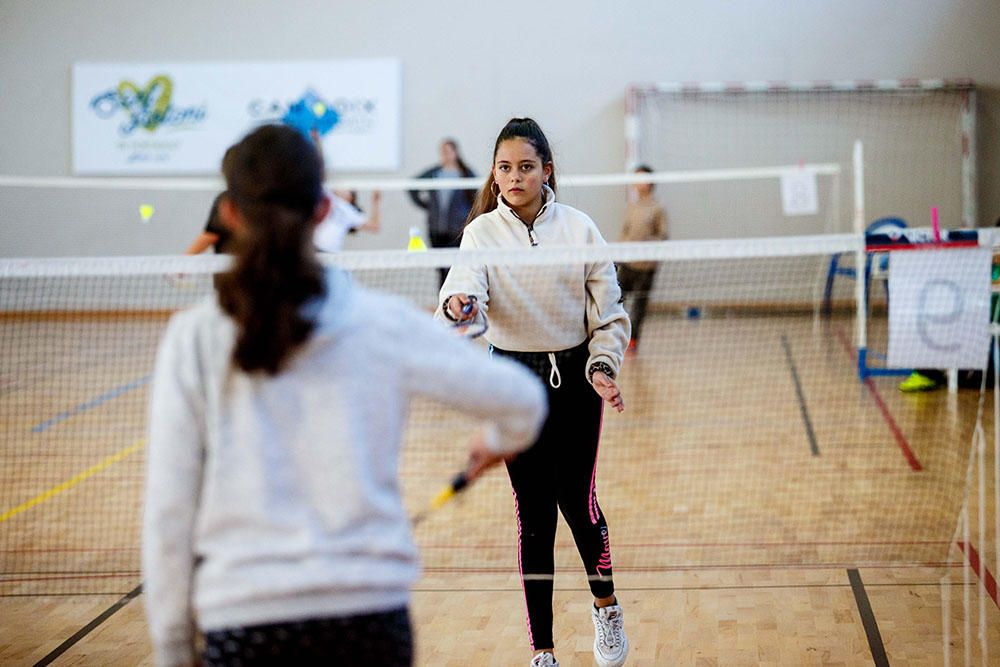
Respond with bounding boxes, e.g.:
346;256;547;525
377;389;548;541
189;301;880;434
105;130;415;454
592;603;629;667
530;651;559;667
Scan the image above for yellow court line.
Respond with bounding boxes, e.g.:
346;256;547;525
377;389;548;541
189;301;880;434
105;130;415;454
0;439;146;524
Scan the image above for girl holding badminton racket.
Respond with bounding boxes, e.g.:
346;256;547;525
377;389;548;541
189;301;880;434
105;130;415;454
440;118;631;667
143;124;547;667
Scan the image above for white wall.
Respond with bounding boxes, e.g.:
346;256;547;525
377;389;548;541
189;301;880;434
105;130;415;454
1;0;999;256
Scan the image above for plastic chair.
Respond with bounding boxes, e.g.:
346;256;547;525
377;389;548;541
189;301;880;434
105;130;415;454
822;217;908;316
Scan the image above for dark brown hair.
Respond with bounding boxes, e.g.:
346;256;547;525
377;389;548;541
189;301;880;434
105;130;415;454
467;118;557;224
216;124;326;375
205;191;227;229
635;164;655;191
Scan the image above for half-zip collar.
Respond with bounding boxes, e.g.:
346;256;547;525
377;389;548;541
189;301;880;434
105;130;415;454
496;184;556;247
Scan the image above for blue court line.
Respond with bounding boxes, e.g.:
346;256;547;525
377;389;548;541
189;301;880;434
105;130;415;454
31;375;151;433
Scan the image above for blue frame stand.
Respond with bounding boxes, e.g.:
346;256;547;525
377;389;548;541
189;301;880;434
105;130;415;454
857;347;911;381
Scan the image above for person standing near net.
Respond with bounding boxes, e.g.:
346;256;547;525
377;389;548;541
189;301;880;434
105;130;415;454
313;189;382;252
185;191;234;255
408;138;477;285
439;118;631;667
617;165;667;353
309;128;383;253
143;124;548;667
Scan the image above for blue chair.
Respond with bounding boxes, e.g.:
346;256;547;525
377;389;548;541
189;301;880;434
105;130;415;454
822;217;908;316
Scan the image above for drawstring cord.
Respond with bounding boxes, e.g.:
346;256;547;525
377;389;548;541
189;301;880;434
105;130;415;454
547;353;562;389
491;345;562;390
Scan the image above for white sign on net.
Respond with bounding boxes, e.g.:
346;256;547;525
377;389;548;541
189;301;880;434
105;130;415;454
779;170;819;217
72;60;401;174
887;247;991;370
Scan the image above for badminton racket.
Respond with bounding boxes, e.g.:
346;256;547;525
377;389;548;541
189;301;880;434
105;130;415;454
411;471;470;526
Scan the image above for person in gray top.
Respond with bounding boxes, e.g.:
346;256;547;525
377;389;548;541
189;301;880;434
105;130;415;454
408;138;477;285
143;124;546;667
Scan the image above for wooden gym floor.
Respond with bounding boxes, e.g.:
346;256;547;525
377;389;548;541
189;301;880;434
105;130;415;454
2;311;999;665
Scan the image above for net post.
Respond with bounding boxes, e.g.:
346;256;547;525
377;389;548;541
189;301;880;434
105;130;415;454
994;320;1000;635
962;505;972;667
962;88;977;227
977;420;988;662
830;168;841;235
853;139;868;380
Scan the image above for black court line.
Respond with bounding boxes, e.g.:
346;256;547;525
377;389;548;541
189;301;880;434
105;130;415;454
847;569;889;667
33;582;142;667
780;334;819;456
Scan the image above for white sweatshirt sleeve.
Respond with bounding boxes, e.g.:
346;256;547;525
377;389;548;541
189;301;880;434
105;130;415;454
435;225;490;322
584;226;631;381
142;312;208;667
399;302;546;454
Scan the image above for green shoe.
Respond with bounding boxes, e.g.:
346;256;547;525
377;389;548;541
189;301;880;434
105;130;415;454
899;372;942;392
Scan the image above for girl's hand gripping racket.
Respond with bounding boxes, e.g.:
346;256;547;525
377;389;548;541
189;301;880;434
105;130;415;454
411;427;507;526
452;295;489;339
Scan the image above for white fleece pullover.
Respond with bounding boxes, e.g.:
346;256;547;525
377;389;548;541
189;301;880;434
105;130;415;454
143;268;547;667
438;186;630;380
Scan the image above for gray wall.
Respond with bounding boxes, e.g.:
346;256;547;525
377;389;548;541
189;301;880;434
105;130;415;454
2;0;999;257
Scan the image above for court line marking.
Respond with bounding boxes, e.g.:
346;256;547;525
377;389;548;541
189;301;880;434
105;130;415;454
420;539;950;549
956;540;1000;610
0;547;140;552
0;439;145;524
847;568;890;667
1;573;139;583
860;376;923;471
0;582;965;599
423;562;960;574
30;375;150;433
0;592;137;598
32;583;143;667
780;333;820;456
4;562;962;586
414;581;954;593
834;328;923;471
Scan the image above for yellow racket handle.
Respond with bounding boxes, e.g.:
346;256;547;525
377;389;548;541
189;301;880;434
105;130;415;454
412;472;470;526
429;486;456;509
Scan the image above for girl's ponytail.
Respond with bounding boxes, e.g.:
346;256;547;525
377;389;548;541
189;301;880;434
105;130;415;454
216;125;326;375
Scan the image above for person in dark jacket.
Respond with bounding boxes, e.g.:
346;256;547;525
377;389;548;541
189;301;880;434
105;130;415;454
408;138;477;286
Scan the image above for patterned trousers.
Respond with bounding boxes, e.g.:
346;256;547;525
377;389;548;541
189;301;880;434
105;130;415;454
202;607;412;666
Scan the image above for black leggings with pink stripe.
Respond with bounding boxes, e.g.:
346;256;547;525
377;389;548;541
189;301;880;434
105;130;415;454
492;341;616;651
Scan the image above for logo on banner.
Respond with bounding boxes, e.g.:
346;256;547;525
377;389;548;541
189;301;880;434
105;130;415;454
73;60;400;173
280;89;340;139
90;75;207;135
248;88;378;135
87;74;206;166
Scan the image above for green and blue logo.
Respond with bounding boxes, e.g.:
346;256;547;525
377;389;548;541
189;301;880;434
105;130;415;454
90;75;206;135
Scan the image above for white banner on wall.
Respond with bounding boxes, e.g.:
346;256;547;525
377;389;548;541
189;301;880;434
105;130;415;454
887;247;991;370
72;60;401;174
